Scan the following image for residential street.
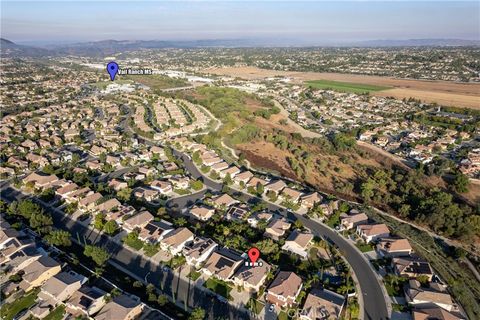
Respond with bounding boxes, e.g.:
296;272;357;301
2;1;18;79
0;140;389;320
0;183;251;320
168;150;390;320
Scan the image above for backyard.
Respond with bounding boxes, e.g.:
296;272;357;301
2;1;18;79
0;288;39;320
204;278;232;299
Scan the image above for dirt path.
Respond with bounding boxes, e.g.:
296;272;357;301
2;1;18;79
357;141;412;170
270;97;323;139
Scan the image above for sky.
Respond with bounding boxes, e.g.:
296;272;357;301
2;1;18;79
1;1;479;45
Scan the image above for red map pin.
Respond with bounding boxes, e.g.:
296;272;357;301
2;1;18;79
248;247;260;264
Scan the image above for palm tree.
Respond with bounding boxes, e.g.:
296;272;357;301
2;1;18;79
311;273;320;286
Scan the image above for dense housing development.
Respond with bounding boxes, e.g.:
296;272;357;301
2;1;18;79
1;43;479;320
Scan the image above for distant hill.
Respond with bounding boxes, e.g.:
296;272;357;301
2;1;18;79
1;38;16;46
353;38;480;47
52;39;256;56
0;38;50;57
1;38;479;57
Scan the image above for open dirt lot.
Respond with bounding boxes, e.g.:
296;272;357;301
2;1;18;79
204;66;480;109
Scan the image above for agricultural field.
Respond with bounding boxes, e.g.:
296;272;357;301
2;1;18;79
305;80;390;94
122;74;189;90
205;66;480;109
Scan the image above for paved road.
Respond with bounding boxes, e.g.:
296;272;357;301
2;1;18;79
167;151;390;320
1;140;389;319
0;184;251;320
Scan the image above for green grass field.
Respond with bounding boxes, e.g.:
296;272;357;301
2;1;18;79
204;278;232;299
43;305;66;320
123;74;189;90
0;289;39;320
305;80;390;94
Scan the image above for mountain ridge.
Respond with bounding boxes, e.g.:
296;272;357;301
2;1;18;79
2;37;479;57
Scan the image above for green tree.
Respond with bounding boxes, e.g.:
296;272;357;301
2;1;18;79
256;183;264;195
94;213;106;231
254;239;279;255
294;219;303;230
29;211;53;234
223;174;233;186
157;207;167;217
117;187;132;202
189;307;206;320
452;171;469;193
45;230;71;247
174;217;187;227
190;180;204;191
84;245;110;266
103;220;119;235
157;294;168;306
360;179;375;202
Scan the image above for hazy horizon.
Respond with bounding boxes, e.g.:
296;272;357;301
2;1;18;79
2;1;479;46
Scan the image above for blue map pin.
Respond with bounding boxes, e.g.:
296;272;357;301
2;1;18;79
107;61;119;81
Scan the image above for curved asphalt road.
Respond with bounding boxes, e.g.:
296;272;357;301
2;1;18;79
0;144;388;319
170;150;390;320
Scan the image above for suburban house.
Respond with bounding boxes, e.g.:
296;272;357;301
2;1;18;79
78;192;103;211
392;257;434;281
247;212;273;228
246;177;268;189
160;227;194;255
406;280;456;312
219;166;241;179
0;222;20;248
95;294;143;320
210;193;238;208
203;156;223;166
300;288;345;320
85;160;102;171
133;187;160;202
232;258;270;292
170;176;190;189
264;180;287;195
264;217;292;240
233;171;253;185
138;166;157;177
281;230;314;259
150;146;165;157
356;224;390;243
266;271;303;308
55;182;79;198
65;285;107;318
150;180;172;194
202;248;244;281
123;211;154;232
376;237;413;257
138;220;174;243
95;198;121;215
211;161;229;173
340;212;368;230
23;172;59;190
163;162;179;172
300;192;323;210
108;179;128;191
38;271;87;306
412;307;463;320
183;237;218;268
18;256;62;292
190;205;215;221
280;187;303;203
226;204;249;221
